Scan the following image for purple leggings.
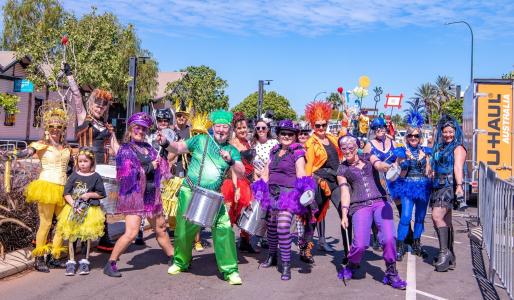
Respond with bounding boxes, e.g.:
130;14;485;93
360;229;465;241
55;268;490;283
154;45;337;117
348;200;397;265
266;210;293;262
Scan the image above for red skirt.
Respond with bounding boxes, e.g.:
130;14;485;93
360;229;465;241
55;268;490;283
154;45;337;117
221;178;253;224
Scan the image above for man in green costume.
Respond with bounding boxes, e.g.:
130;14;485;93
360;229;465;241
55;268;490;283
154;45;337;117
160;109;244;285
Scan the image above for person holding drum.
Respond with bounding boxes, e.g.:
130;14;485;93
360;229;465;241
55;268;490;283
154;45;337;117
64;63;119;252
252;119;316;281
163;109;244;285
5;104;72;272
221;112;258;253
389;111;432;261
103;112;174;277
430;114;466;272
336;135;407;290
303;100;343;261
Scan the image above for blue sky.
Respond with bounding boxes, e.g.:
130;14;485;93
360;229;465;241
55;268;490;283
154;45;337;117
38;1;514;115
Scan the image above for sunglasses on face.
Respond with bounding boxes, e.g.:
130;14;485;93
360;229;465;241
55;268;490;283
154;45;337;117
157;119;169;123
132;127;148;134
407;134;420;139
94;99;109;107
299;132;310;136
279;132;296;138
48;125;64;130
341;146;356;153
375;127;386;132
314;123;327;129
256;126;268;131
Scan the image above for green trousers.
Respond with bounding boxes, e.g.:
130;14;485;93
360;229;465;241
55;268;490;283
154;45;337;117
173;186;239;278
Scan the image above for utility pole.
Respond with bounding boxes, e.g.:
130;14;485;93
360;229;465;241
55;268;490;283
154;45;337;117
126;56;137;129
257;80;272;120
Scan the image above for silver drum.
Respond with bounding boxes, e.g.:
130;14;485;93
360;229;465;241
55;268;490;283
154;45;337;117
184;186;224;227
237;200;267;237
96;164;119;215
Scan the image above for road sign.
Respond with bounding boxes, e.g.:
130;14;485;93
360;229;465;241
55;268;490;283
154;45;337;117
14;79;34;93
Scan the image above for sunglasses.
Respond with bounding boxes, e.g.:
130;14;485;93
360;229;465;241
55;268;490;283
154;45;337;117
340;146;356;153
299;132;310;136
157;119;169;123
94;99;109;107
407;134;420;139
279;132;296;138
255;126;268;131
314;123;327;129
375;127;386;132
48;125;64;130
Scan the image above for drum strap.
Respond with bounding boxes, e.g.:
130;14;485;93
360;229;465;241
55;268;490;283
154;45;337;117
186;137;210;189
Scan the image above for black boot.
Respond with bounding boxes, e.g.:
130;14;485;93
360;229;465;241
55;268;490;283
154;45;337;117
281;262;291;280
412;239;428;258
432;227;439;265
134;229;146;245
300;241;315;264
404;226;414;246
396;240;406;262
34;256;49;273
383;263;407;289
97;221;115;252
449;226;456;269
434;226;454;272
47;254;67;269
239;237;258;253
260;254;278;268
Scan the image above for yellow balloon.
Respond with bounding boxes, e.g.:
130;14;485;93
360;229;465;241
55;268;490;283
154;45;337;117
359;75;370;88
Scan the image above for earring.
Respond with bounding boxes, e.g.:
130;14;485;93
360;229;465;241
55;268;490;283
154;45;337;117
44;130;49;140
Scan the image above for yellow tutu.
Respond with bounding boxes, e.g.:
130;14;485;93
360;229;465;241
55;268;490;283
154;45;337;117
57;204;105;242
24;180;65;206
162;177;183;218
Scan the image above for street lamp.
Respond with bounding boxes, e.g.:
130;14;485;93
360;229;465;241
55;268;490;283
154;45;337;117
314;91;327;101
446;21;474;83
257;80;272;120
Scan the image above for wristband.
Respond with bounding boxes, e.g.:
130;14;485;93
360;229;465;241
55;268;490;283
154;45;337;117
227;158;235;166
339;182;350;189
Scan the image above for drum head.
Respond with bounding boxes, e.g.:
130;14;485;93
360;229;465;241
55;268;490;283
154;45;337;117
386;164;400;181
300;190;314;206
96;164;116;179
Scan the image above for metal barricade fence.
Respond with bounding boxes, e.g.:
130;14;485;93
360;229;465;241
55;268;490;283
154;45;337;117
478;162;513;299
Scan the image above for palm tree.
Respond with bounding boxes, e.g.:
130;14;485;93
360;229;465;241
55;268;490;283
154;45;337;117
414;83;437;126
434;75;455;108
404;97;426;115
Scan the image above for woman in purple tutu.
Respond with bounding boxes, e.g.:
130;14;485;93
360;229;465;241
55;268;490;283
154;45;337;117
103;112;174;277
252;119;315;281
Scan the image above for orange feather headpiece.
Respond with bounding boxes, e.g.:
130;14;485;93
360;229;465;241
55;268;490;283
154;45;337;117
305;100;332;126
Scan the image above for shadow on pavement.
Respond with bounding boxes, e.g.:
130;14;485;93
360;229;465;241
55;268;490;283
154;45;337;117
468;224;500;300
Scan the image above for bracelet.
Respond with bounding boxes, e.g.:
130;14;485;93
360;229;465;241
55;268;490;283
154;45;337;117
372;160;380;167
339;182;350;189
456;183;463;186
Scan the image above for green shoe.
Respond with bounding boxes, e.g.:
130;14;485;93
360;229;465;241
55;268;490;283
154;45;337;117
167;264;183;275
227;272;242;285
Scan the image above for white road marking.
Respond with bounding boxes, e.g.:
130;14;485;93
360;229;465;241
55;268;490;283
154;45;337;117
406;252;417;300
421;234;462;244
416;290;449;300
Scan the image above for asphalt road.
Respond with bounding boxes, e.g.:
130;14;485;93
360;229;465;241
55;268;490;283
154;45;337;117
0;206;509;300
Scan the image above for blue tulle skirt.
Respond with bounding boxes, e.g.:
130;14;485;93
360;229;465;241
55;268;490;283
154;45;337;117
389;177;431;201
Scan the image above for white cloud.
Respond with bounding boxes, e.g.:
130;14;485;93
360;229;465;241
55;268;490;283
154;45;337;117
55;0;514;38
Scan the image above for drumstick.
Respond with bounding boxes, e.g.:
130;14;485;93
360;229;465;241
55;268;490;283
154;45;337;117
207;133;222;151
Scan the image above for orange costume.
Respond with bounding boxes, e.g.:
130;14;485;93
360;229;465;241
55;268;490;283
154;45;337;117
304;101;342;221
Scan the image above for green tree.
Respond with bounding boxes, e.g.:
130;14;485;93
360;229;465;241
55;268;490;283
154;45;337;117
414;83;436;126
2;1;158;104
391;114;405;128
502;70;514;79
232;91;296;120
441;97;463;123
165;65;229;112
0;93;20;114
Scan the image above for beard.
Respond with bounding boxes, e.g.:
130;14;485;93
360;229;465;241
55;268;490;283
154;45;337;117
214;132;228;143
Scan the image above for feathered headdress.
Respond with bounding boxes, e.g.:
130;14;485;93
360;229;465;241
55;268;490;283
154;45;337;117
175;98;193;115
305;100;332;126
191;112;212;134
370;117;387;130
38;101;71;129
405;111;424;129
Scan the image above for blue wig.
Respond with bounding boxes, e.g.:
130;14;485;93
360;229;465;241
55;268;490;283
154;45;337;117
431;114;465;174
370;117;387;130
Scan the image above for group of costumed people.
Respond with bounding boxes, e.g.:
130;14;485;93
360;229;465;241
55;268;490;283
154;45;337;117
4;65;467;287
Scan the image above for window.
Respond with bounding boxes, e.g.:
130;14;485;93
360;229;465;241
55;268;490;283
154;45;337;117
4;113;15;126
33;97;43;127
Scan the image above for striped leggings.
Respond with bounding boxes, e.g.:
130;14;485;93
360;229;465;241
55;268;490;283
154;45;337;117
266;210;293;262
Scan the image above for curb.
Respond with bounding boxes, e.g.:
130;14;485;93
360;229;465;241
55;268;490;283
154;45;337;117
0;220;152;279
0;248;33;279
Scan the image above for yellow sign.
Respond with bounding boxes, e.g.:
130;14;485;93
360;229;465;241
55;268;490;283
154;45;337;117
476;83;513;179
358;76;370;88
